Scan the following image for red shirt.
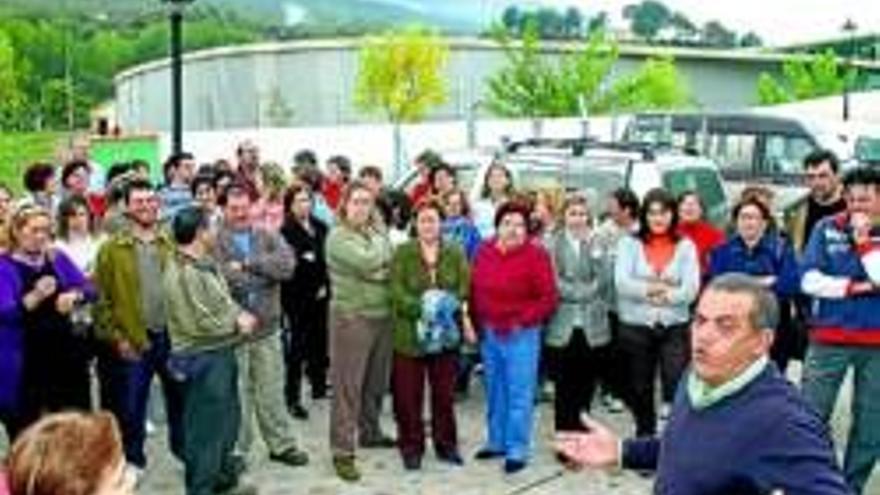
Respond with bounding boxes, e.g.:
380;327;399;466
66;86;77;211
471;238;558;335
322;179;344;210
409;179;432;206
678;221;725;274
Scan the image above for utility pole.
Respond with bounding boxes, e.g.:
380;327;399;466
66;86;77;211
162;0;195;154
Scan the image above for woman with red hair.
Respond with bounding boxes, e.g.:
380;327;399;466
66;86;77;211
4;411;134;495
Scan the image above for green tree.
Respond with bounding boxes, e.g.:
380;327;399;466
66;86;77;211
485;22;690;118
587;12;609;34
756;73;791;105
597;56;691;112
701;20;737;48
355;25;449;178
739;31;763;47
756;50;856;105
501;6;521;36
562;7;583;38
0;29;28;131
623;0;672;40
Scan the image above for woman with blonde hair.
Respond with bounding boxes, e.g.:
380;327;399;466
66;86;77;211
5;411;134;495
0;204;95;439
326;180;395;482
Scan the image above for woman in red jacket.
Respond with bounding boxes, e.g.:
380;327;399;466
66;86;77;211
470;201;558;474
677;190;724;274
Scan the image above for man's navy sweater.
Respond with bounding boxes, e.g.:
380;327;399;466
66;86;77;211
622;365;851;495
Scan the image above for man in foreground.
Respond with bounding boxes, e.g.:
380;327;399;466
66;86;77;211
555;273;850;495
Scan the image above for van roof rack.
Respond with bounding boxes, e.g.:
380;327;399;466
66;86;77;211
503;137;696;161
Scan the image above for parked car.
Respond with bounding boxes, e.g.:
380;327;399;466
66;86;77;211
395;139;730;227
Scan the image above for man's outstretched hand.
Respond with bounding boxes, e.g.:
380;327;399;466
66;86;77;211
554;415;621;470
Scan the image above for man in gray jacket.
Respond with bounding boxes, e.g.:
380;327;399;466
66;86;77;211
214;182;309;468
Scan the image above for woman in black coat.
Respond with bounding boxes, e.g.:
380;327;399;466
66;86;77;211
280;183;331;419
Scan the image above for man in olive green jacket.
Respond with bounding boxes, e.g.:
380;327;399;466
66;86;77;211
93;178;182;472
163;206;258;495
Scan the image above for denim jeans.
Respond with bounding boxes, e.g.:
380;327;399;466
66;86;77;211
480;327;540;462
802;343;880;495
98;330;184;468
177;348;240;495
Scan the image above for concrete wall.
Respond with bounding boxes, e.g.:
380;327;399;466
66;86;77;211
114;38;879;133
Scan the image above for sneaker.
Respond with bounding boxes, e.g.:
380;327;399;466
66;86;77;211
214;456;247;493
504;459;527;474
359;434;396;449
474;448;504;461
289;403;309;420
269;447;309;467
333;456;361;482
437;450;464;466
660;403;671;421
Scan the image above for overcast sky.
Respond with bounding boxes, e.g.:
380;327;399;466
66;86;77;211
495;0;880;45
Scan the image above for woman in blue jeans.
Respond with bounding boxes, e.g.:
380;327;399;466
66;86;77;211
470;201;558;474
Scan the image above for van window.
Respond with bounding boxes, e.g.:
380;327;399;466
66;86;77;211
710;133;756;176
856;137;880;164
762;135;815;174
663;167;728;226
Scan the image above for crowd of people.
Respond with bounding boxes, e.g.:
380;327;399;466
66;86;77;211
0;140;876;495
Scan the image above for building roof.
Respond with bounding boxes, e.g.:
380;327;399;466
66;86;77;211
114;36;880;83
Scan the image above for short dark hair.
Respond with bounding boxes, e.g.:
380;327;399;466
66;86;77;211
415;149;442;168
843;166;880;191
124;178;154;205
163;152;194;184
218;180;252;207
106;162;132;186
732;196;772;224
677;190;705;215
704;273;780;332
172;206;209;245
327;155;352;178
494;199;531;229
637;188;679;240
213;169;236;190
190;173;216;197
611;187;639;219
803;149;840;174
294;149;318;167
61;160;90;188
429;162;456;191
23;163;55;193
56;194;94;240
359;165;383;182
283;182;313;215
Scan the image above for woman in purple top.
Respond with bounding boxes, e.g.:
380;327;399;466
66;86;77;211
0;204;95;439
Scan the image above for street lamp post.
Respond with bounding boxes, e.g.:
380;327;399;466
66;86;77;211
842;18;857;122
162;0;195;155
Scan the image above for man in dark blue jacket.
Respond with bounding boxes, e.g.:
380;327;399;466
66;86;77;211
801;166;880;495
556;273;850;495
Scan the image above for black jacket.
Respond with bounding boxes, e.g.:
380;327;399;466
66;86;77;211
280;216;330;313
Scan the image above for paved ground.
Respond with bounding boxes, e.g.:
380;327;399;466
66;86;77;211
2;363;878;494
